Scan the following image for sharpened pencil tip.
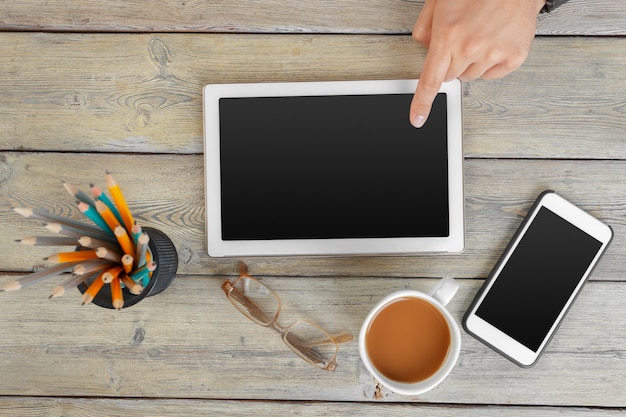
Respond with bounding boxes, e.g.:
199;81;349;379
1;281;21;292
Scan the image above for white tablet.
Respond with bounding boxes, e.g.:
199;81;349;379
203;79;464;257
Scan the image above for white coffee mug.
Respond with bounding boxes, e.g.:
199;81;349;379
358;277;461;396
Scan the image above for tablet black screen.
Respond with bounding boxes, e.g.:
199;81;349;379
218;93;449;240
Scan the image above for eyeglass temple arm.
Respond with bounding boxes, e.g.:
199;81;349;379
303;332;354;347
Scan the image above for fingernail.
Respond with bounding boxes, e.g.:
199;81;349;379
411;115;426;128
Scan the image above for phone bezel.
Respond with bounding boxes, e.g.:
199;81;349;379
463;190;613;367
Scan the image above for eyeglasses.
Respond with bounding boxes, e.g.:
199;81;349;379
221;262;353;372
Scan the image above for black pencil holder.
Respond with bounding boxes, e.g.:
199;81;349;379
77;227;178;309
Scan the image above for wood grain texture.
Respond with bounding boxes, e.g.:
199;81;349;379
0;153;623;280
0;397;622;417
0;0;624;36
0;0;625;412
0;276;623;406
1;33;625;159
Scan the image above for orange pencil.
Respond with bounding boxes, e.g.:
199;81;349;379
95;199;122;231
105;172;135;234
114;225;135;256
121;254;134;274
44;250;98;263
102;265;124;284
110;277;124;310
81;271;106;305
120;274;143;295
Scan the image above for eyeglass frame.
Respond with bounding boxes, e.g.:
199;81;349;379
221;262;353;372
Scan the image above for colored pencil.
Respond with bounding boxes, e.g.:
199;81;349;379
90;183;123;225
45;222;116;242
49;271;98;299
77;236;119;251
44;250;99;263
94;200;121;231
130;260;156;287
135;232;150;268
110;276;124;310
95;246;122;263
62;181;96;208
11;173;151;307
72;259;114;276
131;221;142;246
102;265;123;284
76;201;114;235
121;254;134;274
81;271;107;305
114;225;135;256
120;274;143;295
16;236;78;246
14;207;105;236
105;171;135;234
1;261;80;292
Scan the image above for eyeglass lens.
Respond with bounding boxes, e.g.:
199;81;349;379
224;265;351;372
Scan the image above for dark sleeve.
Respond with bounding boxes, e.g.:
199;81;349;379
541;0;570;13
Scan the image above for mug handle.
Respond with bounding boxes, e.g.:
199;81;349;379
428;276;459;306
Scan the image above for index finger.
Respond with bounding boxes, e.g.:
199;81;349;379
410;48;451;128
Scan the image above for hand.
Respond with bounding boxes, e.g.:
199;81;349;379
409;0;546;128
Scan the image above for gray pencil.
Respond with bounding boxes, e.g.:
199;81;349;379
49;271;99;299
61;181;96;208
14;207;109;237
1;261;80;292
15;236;79;246
45;222;116;242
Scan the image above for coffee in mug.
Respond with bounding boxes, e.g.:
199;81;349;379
359;277;461;395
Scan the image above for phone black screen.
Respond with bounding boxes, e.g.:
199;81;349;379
475;206;602;352
218;93;450;240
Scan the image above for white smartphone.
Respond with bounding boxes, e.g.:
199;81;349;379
463;190;613;367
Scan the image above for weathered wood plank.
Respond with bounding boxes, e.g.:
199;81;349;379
0;397;621;417
0;153;623;280
1;33;624;159
0;276;623;406
0;0;624;36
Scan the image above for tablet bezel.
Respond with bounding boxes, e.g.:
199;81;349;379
203;79;464;257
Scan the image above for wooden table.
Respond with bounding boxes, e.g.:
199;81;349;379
0;1;624;415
